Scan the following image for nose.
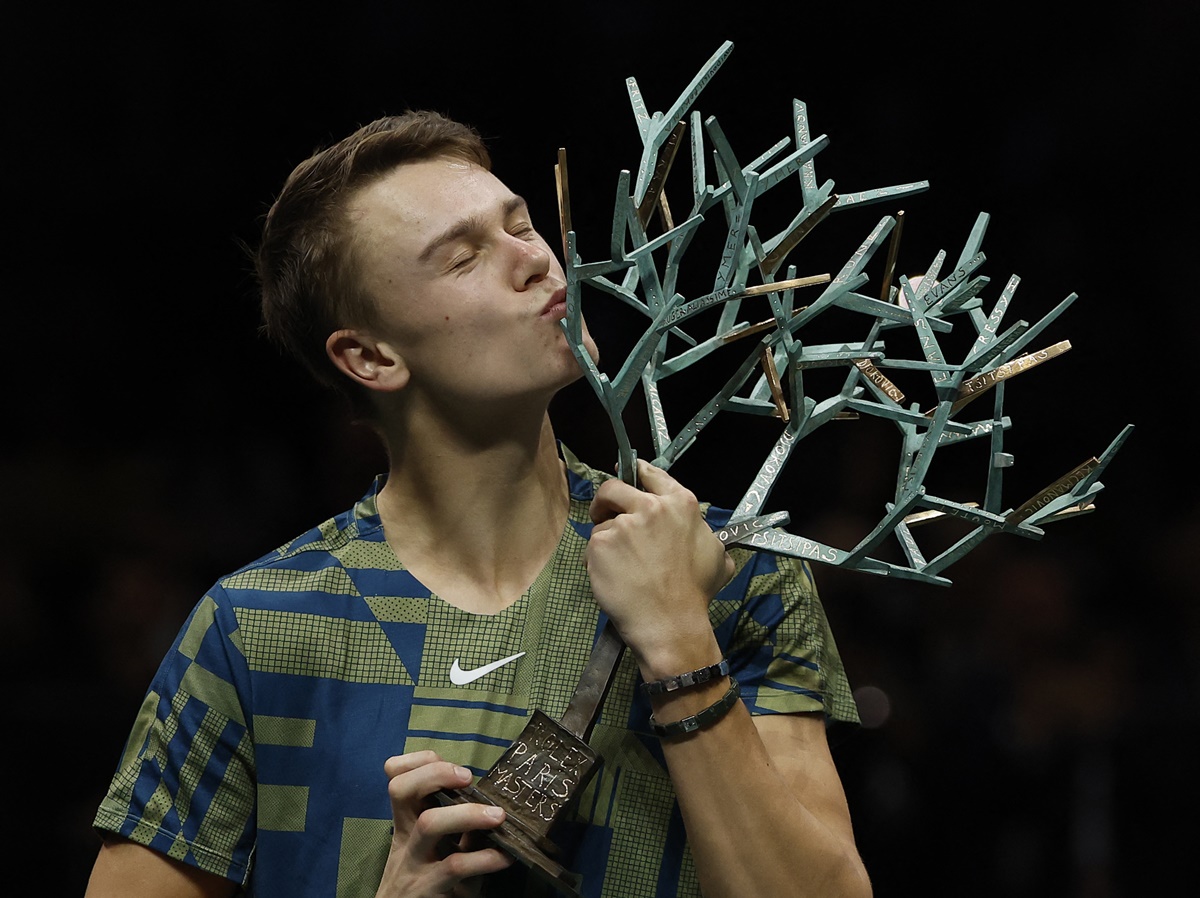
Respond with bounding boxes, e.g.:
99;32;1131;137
509;233;551;290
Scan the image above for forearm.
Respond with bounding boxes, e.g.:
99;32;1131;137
586;461;869;895
637;636;870;898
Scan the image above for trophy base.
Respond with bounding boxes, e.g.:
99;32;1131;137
434;786;583;897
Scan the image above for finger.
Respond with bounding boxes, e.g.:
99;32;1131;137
413;801;507;849
589;475;644;524
438;839;514;884
407;802;510;888
383;750;442;780
631;458;683;495
387;759;473;832
387;760;473;808
441;839;512;898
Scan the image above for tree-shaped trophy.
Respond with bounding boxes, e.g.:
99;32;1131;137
436;40;1132;895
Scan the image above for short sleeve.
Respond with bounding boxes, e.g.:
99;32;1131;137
92;589;257;884
711;546;861;729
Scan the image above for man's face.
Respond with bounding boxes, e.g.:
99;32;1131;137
348;157;598;411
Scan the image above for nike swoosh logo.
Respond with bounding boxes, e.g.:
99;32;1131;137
449;651;526;685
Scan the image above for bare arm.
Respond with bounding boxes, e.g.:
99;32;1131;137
85;836;238;898
655;695;869;897
587;459;871;898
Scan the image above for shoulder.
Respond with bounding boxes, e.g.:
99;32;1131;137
560;442;609;500
208;475;409;612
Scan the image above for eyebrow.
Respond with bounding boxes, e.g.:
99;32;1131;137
417;194;529;264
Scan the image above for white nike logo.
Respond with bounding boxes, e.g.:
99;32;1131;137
449;651;526;685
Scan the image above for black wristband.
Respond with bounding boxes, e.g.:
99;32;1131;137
649;678;740;739
641;658;730;696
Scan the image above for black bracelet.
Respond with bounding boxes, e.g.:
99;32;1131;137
641;658;730;696
649;678;740;739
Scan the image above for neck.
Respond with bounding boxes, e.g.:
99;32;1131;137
375;412;570;614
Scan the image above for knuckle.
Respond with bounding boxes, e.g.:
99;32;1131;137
440;851;471;878
387;776;406;802
413;807;441;840
384;749;438;778
664;490;698;516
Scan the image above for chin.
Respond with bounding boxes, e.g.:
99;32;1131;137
581;332;600;366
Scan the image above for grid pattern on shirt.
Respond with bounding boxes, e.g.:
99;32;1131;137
337;537;404;571
420;595;529;691
531;528;601;718
364;594;428;623
94;451;860;897
599;765;681;898
336;818;393;898
223;564;359;595
95;674;255;880
235;607;412;684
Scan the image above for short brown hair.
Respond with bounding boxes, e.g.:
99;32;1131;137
255;110;491;411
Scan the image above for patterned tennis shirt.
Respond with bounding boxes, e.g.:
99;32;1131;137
94;445;859;897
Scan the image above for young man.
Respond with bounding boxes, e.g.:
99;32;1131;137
86;111;871;897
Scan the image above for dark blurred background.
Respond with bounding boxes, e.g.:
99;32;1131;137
8;2;1195;895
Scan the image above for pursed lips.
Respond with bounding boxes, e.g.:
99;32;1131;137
539;285;569;320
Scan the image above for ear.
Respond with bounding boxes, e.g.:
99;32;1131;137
325;329;410;392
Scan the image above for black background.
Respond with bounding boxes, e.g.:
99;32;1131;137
8;2;1196;895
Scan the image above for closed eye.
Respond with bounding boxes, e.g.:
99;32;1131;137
448;251;477;271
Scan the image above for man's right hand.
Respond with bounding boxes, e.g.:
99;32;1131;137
375;751;514;897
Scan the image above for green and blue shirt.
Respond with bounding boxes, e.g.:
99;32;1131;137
94;446;859;897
